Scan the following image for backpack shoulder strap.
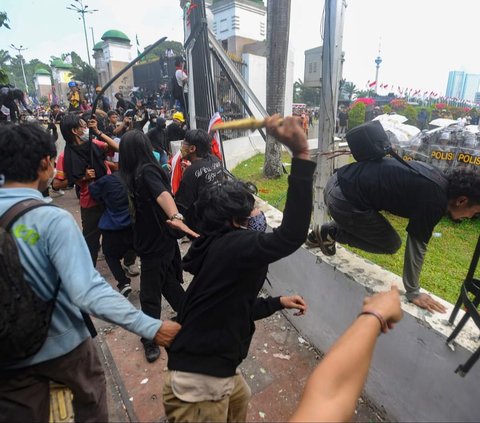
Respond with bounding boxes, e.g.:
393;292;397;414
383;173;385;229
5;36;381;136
0;199;53;231
388;149;448;191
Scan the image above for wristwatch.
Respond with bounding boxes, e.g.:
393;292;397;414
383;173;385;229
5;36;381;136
170;213;184;221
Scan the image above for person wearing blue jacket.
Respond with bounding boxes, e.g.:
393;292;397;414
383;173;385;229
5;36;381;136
0;123;181;422
89;173;136;297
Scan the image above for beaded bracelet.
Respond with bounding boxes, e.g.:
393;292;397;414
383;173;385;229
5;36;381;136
358;311;387;333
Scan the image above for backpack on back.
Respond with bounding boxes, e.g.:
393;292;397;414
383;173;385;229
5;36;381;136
171;74;183;101
0;199;60;367
345;120;448;190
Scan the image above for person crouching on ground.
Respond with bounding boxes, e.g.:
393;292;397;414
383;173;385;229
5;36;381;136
163;115;315;422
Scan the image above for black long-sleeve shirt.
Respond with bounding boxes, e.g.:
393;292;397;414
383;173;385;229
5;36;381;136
167;158;316;377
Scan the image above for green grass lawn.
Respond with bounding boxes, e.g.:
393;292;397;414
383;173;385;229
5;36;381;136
232;153;480;304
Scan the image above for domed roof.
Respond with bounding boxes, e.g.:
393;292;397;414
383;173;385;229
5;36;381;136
50;59;73;69
35;68;51;75
101;30;130;43
93;41;104;51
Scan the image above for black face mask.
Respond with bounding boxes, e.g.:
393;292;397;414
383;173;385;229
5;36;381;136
247;211;267;232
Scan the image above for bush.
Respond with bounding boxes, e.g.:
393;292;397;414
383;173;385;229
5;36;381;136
399;105;417;126
348;102;366;129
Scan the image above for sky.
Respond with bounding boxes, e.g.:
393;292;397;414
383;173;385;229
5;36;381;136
2;0;480;96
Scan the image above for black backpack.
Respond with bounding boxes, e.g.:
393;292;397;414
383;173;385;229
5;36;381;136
171;74;183;101
346;120;448;190
0;199;60;366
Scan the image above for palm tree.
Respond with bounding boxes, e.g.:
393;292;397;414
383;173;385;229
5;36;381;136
0;49;11;67
264;0;291;178
343;81;358;101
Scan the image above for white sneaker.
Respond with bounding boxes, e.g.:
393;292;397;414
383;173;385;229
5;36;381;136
44;196;53;203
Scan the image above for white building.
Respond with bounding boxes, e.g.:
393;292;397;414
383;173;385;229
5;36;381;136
93;30;134;105
33;68;52;101
209;0;293;117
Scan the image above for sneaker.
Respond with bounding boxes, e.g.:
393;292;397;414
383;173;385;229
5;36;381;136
43;196;53;203
315;222;337;256
305;222;337;256
122;263;140;277
119;284;132;298
142;340;160;363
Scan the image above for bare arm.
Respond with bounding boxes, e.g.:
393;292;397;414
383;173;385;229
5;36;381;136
290;287;403;423
155;191;199;238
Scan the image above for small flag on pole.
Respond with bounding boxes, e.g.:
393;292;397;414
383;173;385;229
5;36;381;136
207;112;223;161
369;81;377;88
136;34;141;56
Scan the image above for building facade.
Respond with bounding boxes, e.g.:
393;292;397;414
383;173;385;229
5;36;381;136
50;59;73;106
209;0;293;117
446;70;480;102
33;68;52;101
93;30;134;105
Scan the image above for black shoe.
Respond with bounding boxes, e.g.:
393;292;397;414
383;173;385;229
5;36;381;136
119;283;132;298
315;222;337;256
142;340;160;363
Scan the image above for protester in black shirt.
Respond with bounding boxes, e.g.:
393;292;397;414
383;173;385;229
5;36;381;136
132;100;149;131
307;156;480;313
174;129;223;232
166;112;187;143
163;115;314;422
119;130;198;363
147;117;169;154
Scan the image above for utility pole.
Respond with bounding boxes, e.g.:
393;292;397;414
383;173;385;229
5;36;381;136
312;0;346;227
67;0;98;66
9;44;28;92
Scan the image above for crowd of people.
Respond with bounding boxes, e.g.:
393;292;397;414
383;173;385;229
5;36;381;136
1;62;480;421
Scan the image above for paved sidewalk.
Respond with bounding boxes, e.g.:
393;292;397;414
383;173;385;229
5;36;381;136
54;190;384;422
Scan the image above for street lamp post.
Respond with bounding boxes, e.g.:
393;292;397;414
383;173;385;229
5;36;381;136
9;44;28;93
67;0;98;66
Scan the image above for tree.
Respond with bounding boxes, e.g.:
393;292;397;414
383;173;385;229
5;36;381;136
264;0;291;178
399;104;417;126
0;49;11;67
356;89;375;98
142;40;184;63
0;12;10;29
293;78;320;106
70;62;98;93
343;81;358;101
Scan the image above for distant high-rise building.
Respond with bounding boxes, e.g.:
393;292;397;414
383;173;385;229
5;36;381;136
446;70;480;101
462;74;480;102
446;71;465;98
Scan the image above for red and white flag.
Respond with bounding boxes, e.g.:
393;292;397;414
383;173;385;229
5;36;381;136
368;80;377;88
170;150;184;195
207;112;223;161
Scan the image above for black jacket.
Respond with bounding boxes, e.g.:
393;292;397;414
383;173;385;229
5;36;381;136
167;158;315;377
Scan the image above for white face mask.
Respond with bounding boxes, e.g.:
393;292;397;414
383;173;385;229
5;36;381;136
79;129;90;142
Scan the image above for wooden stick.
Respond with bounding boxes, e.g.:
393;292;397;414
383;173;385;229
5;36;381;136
211;117;267;132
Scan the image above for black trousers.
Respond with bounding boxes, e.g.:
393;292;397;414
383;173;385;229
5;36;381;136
140;245;185;321
101;227;136;288
80;205;104;266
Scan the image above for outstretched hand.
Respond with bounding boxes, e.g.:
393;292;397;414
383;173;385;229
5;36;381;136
410;293;447;314
280;295;307;316
265;114;310;160
166;218;199;239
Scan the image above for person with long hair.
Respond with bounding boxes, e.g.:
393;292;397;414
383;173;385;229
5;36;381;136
119;130;197;363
